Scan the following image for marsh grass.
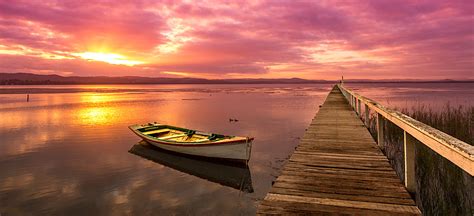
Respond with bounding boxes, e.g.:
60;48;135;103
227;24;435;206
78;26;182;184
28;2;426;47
405;105;474;215
365;103;474;215
365;103;473;182
401;104;473;145
367;103;473;145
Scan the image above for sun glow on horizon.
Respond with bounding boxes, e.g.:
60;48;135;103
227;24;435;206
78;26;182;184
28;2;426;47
75;52;144;66
162;71;191;77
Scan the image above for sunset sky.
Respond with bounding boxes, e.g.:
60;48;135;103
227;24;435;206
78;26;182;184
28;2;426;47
0;0;472;79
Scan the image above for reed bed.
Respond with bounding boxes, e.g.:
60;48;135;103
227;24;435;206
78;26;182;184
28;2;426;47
365;103;473;215
366;103;473;145
401;104;473;145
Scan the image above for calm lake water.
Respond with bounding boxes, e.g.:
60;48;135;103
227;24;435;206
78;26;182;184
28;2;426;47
0;83;472;215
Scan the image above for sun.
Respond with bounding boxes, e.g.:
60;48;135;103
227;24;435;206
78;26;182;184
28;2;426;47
75;52;144;66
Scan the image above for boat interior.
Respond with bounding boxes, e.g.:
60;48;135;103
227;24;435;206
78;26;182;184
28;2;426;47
138;126;227;143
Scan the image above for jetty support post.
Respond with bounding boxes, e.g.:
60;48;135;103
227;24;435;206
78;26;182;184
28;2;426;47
356;99;359;116
354;98;357;114
365;104;369;126
354;98;359;115
351;96;354;109
357;99;362;117
351;95;354;108
404;131;416;193
352;96;355;110
353;96;356;110
377;113;384;147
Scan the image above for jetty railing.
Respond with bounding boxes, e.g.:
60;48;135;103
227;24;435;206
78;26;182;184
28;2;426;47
337;84;473;193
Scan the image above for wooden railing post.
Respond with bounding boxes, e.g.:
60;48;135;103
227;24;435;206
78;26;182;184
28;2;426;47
354;96;356;110
352;96;354;109
351;95;354;108
377;113;384;146
353;96;357;112
404;131;416;193
354;97;357;113
354;98;357;113
365;104;369;126
355;98;359;114
357;99;362;116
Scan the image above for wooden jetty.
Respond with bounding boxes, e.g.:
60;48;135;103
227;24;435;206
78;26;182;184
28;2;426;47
257;86;422;215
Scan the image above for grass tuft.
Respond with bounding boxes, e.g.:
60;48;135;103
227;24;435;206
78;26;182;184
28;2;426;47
401;103;473;145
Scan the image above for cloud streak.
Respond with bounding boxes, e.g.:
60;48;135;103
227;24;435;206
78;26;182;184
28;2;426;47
0;0;472;79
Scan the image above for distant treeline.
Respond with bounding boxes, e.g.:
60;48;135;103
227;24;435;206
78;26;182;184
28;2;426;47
0;73;331;85
1;79;74;85
0;78;331;85
0;73;472;85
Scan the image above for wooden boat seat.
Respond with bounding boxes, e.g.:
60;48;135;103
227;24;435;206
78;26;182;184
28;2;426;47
160;134;187;140
194;138;210;142
143;129;170;135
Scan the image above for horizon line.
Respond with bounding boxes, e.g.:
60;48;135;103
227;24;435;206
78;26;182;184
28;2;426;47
1;72;473;82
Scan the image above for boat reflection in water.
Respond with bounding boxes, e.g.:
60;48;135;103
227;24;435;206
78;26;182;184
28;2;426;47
129;142;254;193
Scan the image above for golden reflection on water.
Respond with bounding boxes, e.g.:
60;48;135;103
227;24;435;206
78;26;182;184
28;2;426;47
79;92;193;126
81;93;114;104
77;93;120;125
77;106;119;126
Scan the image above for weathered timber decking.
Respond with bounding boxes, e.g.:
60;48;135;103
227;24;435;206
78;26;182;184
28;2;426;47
257;87;421;215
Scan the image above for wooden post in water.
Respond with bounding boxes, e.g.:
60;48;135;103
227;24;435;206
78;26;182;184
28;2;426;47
26;94;29;102
377;113;384;146
404;131;416;193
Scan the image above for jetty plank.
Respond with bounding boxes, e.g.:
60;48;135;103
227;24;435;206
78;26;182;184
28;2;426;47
257;86;421;215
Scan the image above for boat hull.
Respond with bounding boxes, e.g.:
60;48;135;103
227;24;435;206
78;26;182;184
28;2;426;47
143;137;251;162
129;125;252;162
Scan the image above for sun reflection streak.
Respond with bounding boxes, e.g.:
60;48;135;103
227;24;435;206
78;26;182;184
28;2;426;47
82;94;110;103
77;94;120;125
77;106;119;126
80;93;123;104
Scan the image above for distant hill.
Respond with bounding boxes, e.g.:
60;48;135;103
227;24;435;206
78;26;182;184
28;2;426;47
0;73;472;85
0;73;332;85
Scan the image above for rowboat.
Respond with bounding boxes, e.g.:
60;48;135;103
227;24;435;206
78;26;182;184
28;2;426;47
129;142;253;193
128;123;253;163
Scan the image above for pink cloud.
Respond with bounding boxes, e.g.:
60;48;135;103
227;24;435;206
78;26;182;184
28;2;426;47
0;0;472;79
0;0;164;53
